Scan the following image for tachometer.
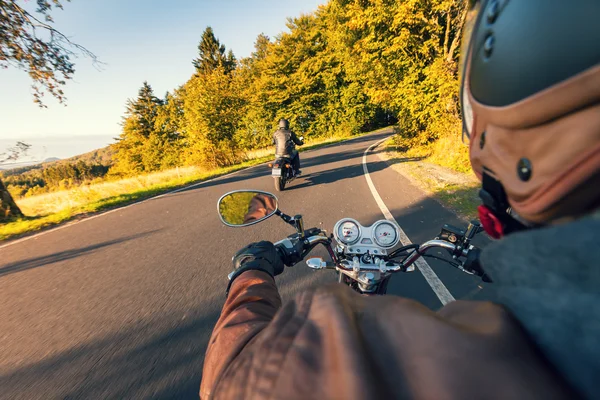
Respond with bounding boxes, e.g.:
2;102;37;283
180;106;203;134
336;220;360;245
373;221;399;248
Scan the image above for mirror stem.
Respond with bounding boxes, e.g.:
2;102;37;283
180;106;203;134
295;214;305;237
275;210;305;237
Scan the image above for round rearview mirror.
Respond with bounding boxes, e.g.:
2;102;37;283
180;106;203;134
218;190;279;227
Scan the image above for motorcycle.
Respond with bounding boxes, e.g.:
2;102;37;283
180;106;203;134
268;137;304;192
218;190;491;295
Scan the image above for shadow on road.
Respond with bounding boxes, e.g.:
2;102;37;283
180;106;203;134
287;159;387;190
168;132;392;196
0;230;161;278
0;269;325;399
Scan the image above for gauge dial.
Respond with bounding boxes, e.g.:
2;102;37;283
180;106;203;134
337;220;360;244
373;221;399;247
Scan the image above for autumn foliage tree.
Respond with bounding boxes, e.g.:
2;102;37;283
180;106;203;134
5;0;473;201
112;82;175;175
108;1;470;177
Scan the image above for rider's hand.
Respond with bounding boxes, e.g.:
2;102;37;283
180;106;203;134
227;241;285;293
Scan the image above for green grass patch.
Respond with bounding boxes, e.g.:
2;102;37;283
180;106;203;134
433;184;481;221
0;156;271;241
380;138;480;221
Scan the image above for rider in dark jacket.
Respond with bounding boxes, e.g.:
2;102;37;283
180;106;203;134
273;118;304;175
201;2;600;399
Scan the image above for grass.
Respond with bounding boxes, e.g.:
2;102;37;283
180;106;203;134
1;157;271;241
1;128;386;241
379;138;480;221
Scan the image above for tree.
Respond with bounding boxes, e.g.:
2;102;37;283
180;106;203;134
182;67;246;168
1;0;96;218
0;141;31;220
112;82;164;174
0;0;97;106
192;27;235;75
153;91;185;168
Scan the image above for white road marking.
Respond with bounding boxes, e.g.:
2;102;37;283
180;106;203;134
362;138;455;305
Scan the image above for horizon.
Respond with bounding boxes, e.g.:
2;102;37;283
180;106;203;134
0;135;115;165
0;0;325;161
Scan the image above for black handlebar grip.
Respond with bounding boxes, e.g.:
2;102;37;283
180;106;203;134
275;245;287;261
275;238;304;267
464;248;493;283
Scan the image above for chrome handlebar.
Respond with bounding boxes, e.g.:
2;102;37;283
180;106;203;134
304;235;474;274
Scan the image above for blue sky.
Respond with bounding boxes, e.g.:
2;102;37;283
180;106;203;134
0;0;324;160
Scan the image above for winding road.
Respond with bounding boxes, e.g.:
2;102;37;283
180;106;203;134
0;129;493;399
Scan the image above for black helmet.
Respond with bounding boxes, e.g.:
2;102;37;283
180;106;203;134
459;0;600;231
278;119;289;130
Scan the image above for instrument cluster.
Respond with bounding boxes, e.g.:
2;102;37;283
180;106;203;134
333;218;400;254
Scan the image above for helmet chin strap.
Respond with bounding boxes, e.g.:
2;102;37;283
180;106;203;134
478;172;528;238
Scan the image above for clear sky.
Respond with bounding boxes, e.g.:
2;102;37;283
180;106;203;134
0;0;324;160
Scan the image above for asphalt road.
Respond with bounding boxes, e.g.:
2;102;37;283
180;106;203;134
0;129;493;399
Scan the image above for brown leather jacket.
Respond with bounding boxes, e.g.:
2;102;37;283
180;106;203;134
200;270;575;399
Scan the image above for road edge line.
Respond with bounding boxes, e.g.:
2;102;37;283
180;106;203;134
362;138;455;305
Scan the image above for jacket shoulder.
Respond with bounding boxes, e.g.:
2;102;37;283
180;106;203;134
212;285;574;399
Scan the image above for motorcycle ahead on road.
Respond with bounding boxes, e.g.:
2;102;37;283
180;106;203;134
268;136;304;192
218;190;491;295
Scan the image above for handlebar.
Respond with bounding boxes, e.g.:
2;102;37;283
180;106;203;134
300;234;489;280
275;225;489;281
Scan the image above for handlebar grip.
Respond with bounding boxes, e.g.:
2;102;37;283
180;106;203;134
275;238;304;267
275;245;287;260
463;248;493;283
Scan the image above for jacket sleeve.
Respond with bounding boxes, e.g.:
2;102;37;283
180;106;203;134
291;131;304;146
200;270;282;399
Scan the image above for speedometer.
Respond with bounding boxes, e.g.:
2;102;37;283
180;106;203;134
373;221;399;248
336;220;360;245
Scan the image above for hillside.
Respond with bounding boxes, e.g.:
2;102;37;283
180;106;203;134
1;145;113;177
64;145;114;166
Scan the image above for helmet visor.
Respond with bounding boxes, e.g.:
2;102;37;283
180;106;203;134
459;0;485;141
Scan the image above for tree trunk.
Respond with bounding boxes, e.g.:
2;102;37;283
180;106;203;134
446;6;469;63
0;178;23;221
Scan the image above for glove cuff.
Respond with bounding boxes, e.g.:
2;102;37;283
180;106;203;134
226;261;274;295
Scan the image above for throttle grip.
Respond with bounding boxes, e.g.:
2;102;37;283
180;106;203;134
274;237;305;267
463;248;493;283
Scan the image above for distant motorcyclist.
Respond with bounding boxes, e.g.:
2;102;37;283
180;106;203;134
201;1;600;399
273;118;304;175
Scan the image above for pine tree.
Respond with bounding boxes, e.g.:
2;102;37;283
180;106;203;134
131;82;163;139
112;82;163;174
192;27;235;74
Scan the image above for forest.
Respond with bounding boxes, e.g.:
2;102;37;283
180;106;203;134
3;0;468;199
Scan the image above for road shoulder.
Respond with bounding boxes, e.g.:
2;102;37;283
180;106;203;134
376;140;481;222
